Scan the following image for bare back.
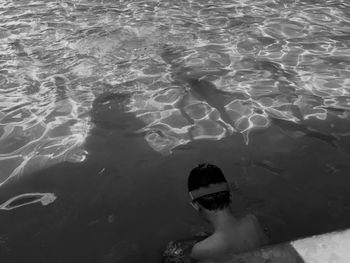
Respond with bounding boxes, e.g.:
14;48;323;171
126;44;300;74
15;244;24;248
190;214;268;261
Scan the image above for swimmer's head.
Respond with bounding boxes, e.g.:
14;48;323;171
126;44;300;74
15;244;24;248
187;163;231;211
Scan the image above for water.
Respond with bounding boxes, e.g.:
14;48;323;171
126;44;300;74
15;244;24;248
0;0;350;262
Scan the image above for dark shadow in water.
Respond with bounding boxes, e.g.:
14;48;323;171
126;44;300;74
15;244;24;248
0;90;159;263
1;87;350;263
90;91;140;132
270;117;339;148
185;78;245;129
233;159;285;176
160;44;334;153
161;45;239;125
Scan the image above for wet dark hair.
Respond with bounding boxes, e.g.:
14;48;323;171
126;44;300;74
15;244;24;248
187;163;231;211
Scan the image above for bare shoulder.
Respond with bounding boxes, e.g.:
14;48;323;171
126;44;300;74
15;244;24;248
244;214;269;245
190;241;209;261
190;237;222;261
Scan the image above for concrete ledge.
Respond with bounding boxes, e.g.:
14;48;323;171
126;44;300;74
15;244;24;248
208;229;350;263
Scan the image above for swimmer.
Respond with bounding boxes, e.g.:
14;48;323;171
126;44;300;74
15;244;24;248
187;163;268;261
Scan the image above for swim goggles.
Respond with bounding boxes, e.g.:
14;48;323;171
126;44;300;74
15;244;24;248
189;182;229;201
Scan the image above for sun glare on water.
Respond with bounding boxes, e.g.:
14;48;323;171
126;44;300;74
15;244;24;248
0;0;350;185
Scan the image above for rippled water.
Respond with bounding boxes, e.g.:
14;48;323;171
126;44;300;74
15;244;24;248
1;0;350;261
1;0;350;185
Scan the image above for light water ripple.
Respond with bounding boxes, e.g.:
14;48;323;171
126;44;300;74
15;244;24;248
0;0;349;184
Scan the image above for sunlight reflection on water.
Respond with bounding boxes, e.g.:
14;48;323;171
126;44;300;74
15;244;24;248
0;0;349;184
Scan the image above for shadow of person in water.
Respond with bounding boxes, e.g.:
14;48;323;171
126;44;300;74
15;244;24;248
160;44;341;151
0;85;345;263
0;88;160;263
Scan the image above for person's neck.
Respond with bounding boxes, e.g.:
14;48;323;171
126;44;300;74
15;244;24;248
205;207;237;232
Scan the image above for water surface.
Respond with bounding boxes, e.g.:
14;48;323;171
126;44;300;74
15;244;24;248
0;0;350;262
